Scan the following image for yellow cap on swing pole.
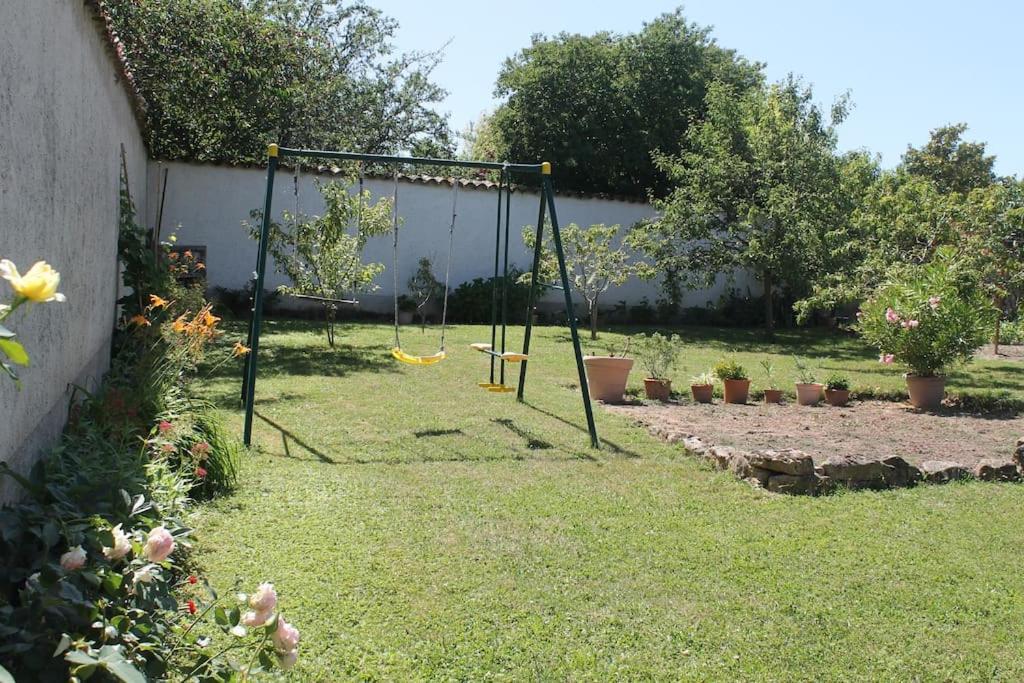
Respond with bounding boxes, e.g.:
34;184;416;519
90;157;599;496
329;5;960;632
540;161;552;175
267;143;279;158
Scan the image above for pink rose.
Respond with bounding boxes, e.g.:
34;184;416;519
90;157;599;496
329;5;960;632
242;609;272;627
879;353;894;365
249;582;277;613
278;648;298;670
143;526;175;563
103;523;132;562
60;545;87;571
885;308;900;324
907;319;919;329
273;616;300;653
158;420;173;434
929;296;941;310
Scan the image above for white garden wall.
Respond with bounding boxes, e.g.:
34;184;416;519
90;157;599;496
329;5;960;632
0;1;148;501
146;161;754;314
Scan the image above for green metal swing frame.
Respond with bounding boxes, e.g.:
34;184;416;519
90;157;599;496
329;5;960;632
241;144;599;449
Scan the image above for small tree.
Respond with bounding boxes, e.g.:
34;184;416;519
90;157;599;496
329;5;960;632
406;257;444;330
521;223;638;339
248;177;392;346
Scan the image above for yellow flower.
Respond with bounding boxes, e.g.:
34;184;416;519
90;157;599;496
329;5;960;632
232;342;251;357
0;260;65;303
201;309;221;329
172;314;189;333
129;314;151;327
148;294;169;309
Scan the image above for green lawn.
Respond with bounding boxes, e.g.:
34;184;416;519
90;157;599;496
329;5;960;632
193;320;1024;680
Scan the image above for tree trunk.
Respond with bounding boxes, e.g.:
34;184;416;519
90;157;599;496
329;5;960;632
763;270;775;337
325;304;336;348
589;299;599;340
994;317;1001;356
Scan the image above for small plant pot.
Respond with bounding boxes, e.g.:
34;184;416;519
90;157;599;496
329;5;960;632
643;378;672;401
824;389;850;407
763;389;783;404
583;356;634;403
690;383;713;404
722;378;751;404
795;382;823;406
398;311;414;325
906;374;945;411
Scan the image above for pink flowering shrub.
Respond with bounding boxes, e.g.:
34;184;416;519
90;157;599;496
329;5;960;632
856;248;995;377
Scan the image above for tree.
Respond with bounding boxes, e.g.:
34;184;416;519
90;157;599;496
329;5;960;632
489;10;762;196
107;0;450;163
406;257;444;330
631;78;848;333
521;223;638;339
902;123;996;194
248;175;392;346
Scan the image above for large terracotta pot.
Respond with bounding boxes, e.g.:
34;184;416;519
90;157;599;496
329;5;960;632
763;389;783;404
906;374;945;411
583;356;634;403
795;382;823;406
722;378;751;404
643;378;672;401
825;389;850;407
691;384;713;404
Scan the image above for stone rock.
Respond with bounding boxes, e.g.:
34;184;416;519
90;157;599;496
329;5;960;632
880;456;922;487
748;449;814;476
682;436;708;454
1013;437;1024;469
820;455;921;490
920;460;973;484
765;473;818;495
729;453;751;479
748;466;772;488
974;459;1021;482
709;446;735;470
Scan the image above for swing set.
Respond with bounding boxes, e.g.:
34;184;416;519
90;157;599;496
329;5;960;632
241;144;599;449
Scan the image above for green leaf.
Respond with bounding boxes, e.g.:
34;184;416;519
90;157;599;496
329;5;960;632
214;605;228;626
53;633;72;657
103;571;124;594
0;338;28;366
228;606;240;626
98;646;146;683
66;650;99;666
0;663;15;683
0;360;20;388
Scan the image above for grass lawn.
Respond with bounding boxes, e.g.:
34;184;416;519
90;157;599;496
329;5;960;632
193;320;1024;680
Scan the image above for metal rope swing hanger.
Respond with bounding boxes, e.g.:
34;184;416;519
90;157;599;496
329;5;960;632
242;144;601;451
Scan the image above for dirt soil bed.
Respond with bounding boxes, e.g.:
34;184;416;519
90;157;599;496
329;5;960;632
607;400;1024;468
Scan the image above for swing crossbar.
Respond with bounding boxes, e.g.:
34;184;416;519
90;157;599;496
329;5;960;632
274;146;546;175
290;293;359;306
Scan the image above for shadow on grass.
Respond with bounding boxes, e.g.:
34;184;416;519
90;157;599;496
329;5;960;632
518;400;638;460
255;410;337;464
492;419;552;450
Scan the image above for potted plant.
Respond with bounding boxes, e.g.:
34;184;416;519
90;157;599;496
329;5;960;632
632;332;681;401
824;374;851;407
792;355;823;406
855;248;996;410
689;371;715;404
713;359;750;404
396;294;416;325
760;359;782;404
583;338;633;403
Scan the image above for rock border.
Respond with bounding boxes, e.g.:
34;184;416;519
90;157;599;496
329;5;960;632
643;424;1024;496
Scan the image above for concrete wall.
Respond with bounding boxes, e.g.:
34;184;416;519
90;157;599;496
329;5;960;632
147;161;753;314
0;1;148;501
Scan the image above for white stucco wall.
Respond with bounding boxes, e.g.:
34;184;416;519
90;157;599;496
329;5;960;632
148;161;753;314
0;1;148;501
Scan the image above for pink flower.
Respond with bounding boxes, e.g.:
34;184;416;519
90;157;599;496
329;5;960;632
60;545;87;571
278;648;299;670
143;526;175;563
885;308;900;324
273;616;300;653
158;420;173;434
249;582;277;613
879;353;895;365
929;296;941;310
242;609;272;627
191;441;211;458
103;523;132;562
161;443;176;454
195;466;208;479
906;319;919;329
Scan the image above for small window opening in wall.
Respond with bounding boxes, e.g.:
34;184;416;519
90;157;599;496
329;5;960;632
168;245;207;283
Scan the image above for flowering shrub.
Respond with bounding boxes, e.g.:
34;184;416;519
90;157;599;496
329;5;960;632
856;247;995;377
0;258;66;386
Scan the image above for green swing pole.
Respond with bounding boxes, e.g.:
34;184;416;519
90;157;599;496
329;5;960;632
499;170;512;386
543;170;600;448
242;143;279;446
516;175;548;401
487;170;505;385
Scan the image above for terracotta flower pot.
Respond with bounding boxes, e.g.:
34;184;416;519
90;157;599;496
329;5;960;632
722;378;751;404
582;356;634;403
906;374;945;411
824;389;850;407
643;378;672;401
795;382;823;406
690;383;713;404
763;389;783;404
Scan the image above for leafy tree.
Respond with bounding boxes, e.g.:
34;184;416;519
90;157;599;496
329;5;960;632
489;10;762;196
902;123;996;194
631;78;848;333
107;0;450;163
248;175;392;346
522;223;638;339
406;257;444;330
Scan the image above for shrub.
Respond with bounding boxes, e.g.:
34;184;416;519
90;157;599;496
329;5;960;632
792;355;818;384
856;247;996;377
1001;319;1023;345
713;358;748;381
449;267;530;323
824;374;850;391
632;333;682;380
760;359;777;389
690;371;715;386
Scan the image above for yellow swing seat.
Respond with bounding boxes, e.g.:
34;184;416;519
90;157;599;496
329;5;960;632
391;347;447;366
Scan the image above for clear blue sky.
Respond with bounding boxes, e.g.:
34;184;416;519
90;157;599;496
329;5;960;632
372;0;1021;177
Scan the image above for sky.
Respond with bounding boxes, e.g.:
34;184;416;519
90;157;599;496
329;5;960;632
371;0;1021;177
